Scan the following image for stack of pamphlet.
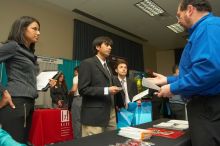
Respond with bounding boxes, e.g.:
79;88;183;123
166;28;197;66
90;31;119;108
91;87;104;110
118;127;153;140
153;120;189;130
147;127;185;139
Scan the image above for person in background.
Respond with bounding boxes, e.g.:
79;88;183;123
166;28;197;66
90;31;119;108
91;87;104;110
172;65;179;76
145;69;171;120
0;16;40;144
69;66;82;139
50;73;68;108
169;65;186;120
114;59;138;110
78;36;121;137
147;0;220;145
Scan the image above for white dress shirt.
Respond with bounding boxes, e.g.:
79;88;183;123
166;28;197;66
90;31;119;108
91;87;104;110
119;77;130;104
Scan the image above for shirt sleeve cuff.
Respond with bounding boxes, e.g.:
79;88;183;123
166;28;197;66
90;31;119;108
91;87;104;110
170;82;179;94
104;87;109;95
167;76;178;84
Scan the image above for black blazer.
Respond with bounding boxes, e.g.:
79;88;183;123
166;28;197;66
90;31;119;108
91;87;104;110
114;77;138;109
50;85;68;104
78;56;114;127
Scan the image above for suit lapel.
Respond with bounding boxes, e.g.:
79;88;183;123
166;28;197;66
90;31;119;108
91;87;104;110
115;77;122;87
126;78;133;101
116;77;126;103
93;56;112;84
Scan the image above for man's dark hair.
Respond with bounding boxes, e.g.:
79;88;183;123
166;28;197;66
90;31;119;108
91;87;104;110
179;0;212;12
115;59;128;69
92;36;113;54
74;66;79;72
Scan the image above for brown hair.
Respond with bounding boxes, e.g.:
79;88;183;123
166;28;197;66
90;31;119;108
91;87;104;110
115;59;128;69
179;0;212;12
56;73;67;91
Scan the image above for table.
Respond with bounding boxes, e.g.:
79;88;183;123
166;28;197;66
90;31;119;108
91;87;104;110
29;109;73;146
53;119;191;146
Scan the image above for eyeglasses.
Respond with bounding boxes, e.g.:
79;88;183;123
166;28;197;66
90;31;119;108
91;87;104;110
176;9;187;20
176;15;180;20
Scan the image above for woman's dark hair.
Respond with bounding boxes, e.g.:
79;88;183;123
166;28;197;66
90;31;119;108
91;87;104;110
92;36;113;54
7;16;40;53
179;0;212;12
56;73;67;91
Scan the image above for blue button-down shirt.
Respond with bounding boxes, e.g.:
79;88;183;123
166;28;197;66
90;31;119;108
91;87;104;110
167;13;220;99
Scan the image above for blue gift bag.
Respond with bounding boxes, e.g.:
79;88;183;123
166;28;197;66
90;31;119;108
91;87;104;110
0;128;26;146
128;102;152;126
117;108;134;129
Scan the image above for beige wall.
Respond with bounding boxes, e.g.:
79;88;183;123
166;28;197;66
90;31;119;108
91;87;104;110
0;0;163;71
156;50;175;76
1;0;73;59
143;42;157;72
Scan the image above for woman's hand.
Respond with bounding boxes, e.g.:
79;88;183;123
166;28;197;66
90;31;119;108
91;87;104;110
0;90;15;109
57;100;63;108
49;79;57;87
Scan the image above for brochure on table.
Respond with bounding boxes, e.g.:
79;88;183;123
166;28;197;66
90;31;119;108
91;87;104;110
153;120;189;131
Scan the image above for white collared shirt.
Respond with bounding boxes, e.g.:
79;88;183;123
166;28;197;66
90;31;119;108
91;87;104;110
118;77;130;104
96;55;106;68
96;55;110;95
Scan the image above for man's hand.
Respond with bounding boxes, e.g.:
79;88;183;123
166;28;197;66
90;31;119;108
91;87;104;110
156;84;174;98
0;90;15;109
68;91;75;96
147;72;167;85
109;86;122;95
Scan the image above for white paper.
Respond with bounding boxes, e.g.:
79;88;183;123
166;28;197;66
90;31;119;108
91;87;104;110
168;120;188;125
132;89;149;102
37;71;58;91
153;120;189;130
118;127;152;140
153;122;174;127
142;77;160;91
120;127;150;132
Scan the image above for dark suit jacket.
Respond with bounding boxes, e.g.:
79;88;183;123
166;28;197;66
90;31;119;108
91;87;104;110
114;77;138;109
78;56;114;127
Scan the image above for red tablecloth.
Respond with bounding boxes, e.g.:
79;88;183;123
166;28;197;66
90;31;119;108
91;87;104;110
29;109;73;146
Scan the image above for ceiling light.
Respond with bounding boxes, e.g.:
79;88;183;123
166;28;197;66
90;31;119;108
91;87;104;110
135;0;165;16
167;23;184;33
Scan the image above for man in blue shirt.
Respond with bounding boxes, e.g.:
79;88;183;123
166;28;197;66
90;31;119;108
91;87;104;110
147;0;220;146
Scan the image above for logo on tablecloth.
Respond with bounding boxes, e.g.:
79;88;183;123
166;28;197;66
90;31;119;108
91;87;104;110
61;110;70;122
60;110;72;137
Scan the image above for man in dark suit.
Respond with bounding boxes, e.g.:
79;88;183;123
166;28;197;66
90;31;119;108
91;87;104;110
114;59;138;110
78;36;121;137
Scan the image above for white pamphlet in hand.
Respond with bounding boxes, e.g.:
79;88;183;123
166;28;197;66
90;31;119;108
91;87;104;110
132;89;149;102
37;71;59;91
142;77;160;91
